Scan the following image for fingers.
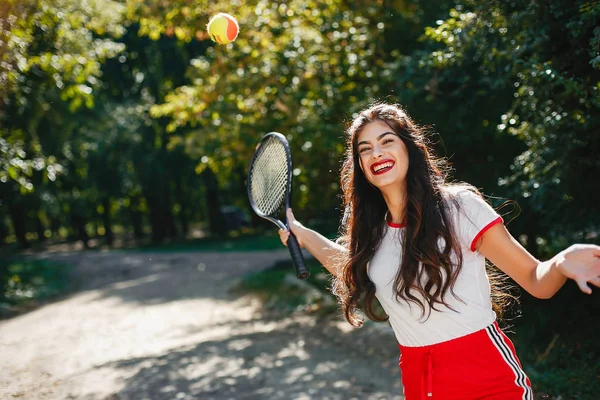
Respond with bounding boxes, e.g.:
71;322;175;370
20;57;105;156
575;278;592;295
286;208;296;223
278;228;290;247
286;208;299;232
284;208;304;248
589;276;600;289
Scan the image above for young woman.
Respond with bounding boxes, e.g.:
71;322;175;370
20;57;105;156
278;103;600;400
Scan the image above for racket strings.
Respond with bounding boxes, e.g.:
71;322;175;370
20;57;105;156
249;138;289;216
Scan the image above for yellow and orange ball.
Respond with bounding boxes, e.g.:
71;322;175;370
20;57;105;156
206;13;239;45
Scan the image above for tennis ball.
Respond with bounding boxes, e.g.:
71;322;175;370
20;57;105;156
207;13;239;45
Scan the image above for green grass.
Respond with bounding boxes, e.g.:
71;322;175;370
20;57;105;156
0;258;73;318
232;258;338;314
135;234;286;252
133;229;339;253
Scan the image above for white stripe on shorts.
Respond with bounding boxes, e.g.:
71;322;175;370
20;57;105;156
485;324;533;400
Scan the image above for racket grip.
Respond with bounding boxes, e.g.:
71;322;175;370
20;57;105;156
287;233;310;280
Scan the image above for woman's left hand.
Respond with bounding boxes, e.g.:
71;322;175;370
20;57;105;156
555;244;600;294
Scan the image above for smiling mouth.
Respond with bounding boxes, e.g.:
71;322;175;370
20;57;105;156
371;160;395;175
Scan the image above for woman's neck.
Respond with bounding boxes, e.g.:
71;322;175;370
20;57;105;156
381;186;407;223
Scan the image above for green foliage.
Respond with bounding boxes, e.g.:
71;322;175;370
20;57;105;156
137;234;284;252
0;1;598;395
0;0;125;191
2;0;596;249
405;0;600;247
0;258;72;313
510;285;600;399
0;137;63;193
137;0;439;219
232;258;335;314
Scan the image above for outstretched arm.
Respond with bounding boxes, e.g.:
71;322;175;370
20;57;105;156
477;223;600;298
278;209;348;277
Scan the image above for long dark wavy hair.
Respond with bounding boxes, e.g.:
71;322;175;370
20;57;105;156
333;102;510;327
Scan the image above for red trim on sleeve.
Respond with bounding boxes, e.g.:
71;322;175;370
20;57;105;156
470;216;503;252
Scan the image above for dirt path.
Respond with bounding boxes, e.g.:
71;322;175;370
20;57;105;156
0;250;403;400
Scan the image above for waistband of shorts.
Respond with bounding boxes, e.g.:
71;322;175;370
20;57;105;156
398;321;499;353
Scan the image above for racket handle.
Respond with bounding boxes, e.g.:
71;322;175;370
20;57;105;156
287;233;310;280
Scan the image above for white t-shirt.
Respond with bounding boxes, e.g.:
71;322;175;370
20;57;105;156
367;188;503;347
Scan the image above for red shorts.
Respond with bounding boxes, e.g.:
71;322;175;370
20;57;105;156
398;322;533;400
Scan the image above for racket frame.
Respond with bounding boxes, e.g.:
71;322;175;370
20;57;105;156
247;132;291;230
247;132;310;279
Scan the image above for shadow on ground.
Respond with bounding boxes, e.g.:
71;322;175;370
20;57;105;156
80;314;402;400
3;249;405;399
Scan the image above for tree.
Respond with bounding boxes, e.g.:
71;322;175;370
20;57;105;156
132;0;422;229
401;0;600;251
0;0;125;247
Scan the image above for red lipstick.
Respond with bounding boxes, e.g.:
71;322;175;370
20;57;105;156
371;159;395;175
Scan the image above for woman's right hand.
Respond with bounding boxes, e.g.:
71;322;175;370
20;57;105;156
278;208;305;248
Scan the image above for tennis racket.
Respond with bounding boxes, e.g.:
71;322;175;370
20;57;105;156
247;132;309;280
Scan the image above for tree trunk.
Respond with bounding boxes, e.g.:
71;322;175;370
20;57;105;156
129;196;144;240
144;164;176;244
179;204;189;238
148;195;175;244
149;200;166;244
202;166;224;237
35;213;45;243
102;197;114;246
167;205;178;239
50;216;61;238
71;212;90;249
8;202;29;249
175;176;189;237
0;210;9;247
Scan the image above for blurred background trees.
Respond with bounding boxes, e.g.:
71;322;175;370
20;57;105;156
1;0;598;253
1;1;599;397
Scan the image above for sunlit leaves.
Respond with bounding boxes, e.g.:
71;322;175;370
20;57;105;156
0;137;63;193
415;0;600;239
126;0;215;42
0;0;126;191
422;9;476;68
135;0;398;210
1;0;125;102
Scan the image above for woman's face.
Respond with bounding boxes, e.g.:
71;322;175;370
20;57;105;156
356;121;409;190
